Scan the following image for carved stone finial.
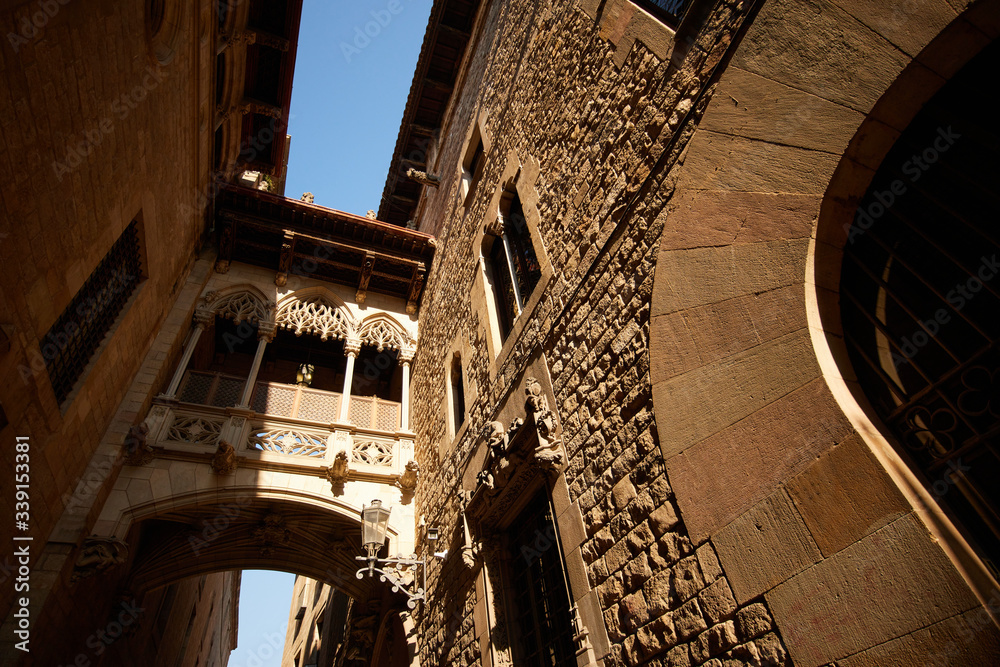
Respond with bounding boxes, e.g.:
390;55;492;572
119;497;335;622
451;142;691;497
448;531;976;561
211;440;238;475
301;192;314;204
396;460;420;493
326;450;350;488
122;423;154;467
252;514;291;557
405;168;441;188
71;536;128;582
366;210;377;219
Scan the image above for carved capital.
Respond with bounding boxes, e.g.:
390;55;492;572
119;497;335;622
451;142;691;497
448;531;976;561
257;321;277;342
344;338;362;356
193;307;215;326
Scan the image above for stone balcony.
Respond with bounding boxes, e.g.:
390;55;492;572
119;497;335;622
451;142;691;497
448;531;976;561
144;371;415;485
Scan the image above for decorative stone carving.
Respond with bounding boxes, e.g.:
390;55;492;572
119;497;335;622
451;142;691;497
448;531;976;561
252;514;291;556
208;290;270;325
524;377;565;474
396;460;419;492
357;316;412;352
211;440;238;475
276;295;353;341
326;450;350;490
366;210;377;219
122;422;155;467
405;168;441;187
484;217;504;238
469;378;567;526
301;192;315;203
71;536;128;582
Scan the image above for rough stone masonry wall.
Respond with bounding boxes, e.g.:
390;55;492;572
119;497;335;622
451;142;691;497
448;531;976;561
408;0;794;665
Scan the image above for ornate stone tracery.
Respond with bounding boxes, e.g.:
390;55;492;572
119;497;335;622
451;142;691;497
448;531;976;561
357;315;413;352
275;295;354;341
204;289;271;325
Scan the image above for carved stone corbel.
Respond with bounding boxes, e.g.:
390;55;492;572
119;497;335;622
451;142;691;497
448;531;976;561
71;536;128;582
325;450;350;493
122;422;155;467
405;168;441;187
211;440;238;475
396;460;419;493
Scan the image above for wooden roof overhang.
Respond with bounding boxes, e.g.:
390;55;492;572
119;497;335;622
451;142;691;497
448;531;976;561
216;186;437;312
377;0;481;227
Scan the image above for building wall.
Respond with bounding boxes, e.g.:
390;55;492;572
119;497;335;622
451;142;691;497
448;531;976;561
0;0;218;655
408;0;789;665
407;0;1000;666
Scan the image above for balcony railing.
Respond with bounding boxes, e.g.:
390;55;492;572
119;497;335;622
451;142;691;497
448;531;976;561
151;371;412;478
176;370;400;431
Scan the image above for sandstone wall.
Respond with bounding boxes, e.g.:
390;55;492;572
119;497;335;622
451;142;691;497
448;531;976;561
0;0;217;653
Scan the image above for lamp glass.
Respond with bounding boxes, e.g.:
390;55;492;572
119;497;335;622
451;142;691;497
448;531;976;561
361;499;391;548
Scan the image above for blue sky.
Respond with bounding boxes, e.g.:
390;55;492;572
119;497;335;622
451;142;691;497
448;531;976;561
229;2;432;664
282;0;434;215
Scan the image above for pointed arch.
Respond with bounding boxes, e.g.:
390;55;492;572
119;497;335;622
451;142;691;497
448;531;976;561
202;284;273;324
275;287;356;341
357;313;414;352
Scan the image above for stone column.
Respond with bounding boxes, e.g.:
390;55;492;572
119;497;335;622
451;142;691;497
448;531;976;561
399;347;414;432
162;308;214;399
237;322;276;408
338;338;362;423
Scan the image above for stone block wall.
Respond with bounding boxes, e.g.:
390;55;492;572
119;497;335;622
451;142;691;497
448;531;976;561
407;0;795;664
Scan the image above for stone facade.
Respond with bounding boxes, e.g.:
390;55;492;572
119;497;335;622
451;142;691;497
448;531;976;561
4;0;1000;665
396;0;1000;665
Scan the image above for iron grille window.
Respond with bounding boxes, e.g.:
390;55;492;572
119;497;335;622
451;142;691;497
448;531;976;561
840;42;1000;576
44;221;142;404
506;492;576;667
636;0;693;25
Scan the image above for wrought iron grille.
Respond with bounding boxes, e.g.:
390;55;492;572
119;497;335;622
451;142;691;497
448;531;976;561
840;41;1000;576
44;221;142;404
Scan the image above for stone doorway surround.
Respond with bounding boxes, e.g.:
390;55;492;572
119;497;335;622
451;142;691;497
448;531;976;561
650;0;1000;664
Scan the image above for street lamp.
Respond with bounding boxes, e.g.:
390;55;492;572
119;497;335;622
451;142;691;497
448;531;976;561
355;499;434;608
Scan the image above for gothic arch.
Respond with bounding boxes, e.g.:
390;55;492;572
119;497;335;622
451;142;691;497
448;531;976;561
357;313;414;352
275;287;356;341
649;1;1000;662
203;284;273;324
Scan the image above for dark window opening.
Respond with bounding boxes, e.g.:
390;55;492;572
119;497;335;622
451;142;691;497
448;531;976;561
506;492;576;667
840;41;1000;578
451;355;465;434
488;235;517;340
44;220;143;405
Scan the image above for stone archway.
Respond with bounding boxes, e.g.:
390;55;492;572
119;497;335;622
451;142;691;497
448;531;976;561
649;0;1000;663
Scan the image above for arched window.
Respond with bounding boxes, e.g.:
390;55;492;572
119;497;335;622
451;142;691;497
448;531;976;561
840;41;1000;576
485;191;542;340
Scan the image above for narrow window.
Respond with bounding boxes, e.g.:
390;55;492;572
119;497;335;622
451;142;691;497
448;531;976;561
44;220;143;404
486;192;542;342
450;354;466;434
506;491;576;666
461;126;485;204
